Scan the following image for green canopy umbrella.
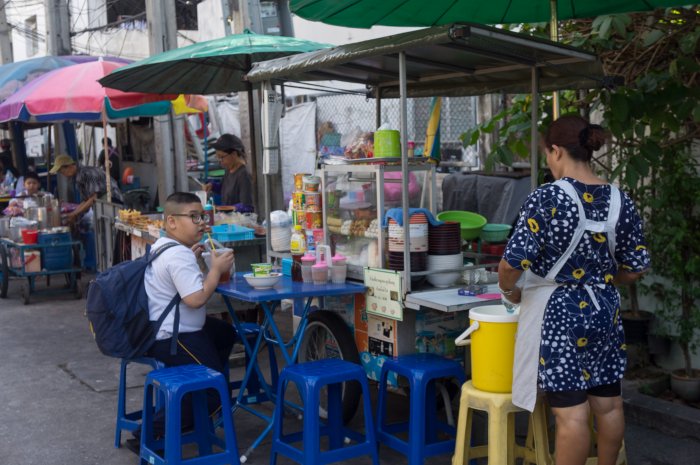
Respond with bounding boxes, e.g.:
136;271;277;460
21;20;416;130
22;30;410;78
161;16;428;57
99;29;329;94
99;30;329;199
290;0;686;28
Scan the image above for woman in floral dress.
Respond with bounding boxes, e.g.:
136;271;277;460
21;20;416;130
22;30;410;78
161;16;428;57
498;115;650;465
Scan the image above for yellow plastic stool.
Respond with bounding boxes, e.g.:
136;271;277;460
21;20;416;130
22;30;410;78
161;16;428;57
452;381;551;465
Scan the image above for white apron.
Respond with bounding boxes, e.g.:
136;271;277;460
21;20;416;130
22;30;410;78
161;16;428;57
511;180;621;412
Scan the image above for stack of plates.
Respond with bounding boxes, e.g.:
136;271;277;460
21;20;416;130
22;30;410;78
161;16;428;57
426;253;463;288
429;221;462;255
387;251;427;272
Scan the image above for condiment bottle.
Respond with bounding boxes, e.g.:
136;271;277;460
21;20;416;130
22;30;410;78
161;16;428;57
203;201;214;226
290;225;306;282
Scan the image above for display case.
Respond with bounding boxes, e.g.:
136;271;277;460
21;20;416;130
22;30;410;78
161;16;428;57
321;162;437;281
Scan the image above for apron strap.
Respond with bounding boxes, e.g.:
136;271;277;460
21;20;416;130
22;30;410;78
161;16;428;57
546;180;588;280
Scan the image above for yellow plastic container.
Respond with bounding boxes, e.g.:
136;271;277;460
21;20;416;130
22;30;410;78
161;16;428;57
374;129;401;157
455;305;518;393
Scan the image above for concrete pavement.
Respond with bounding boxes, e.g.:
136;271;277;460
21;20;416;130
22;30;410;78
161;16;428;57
1;274;699;465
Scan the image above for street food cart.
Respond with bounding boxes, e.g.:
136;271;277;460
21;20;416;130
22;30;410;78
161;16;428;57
0;228;83;304
243;21;605;423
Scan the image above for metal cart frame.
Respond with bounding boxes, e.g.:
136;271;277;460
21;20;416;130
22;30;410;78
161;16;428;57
0;238;83;304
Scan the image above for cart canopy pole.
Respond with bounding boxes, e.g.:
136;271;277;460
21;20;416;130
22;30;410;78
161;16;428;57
531;66;540;191
399;51;411;293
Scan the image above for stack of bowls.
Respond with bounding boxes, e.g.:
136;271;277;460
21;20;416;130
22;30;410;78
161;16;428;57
387;212;429;253
426;253;463;288
387;251;427;272
428;221;462;255
270;226;292;252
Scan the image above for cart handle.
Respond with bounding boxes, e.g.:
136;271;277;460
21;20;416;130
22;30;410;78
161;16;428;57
455;321;479;346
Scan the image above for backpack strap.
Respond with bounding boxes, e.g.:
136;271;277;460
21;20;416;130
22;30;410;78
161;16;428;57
148;241;184;355
147;241;181;263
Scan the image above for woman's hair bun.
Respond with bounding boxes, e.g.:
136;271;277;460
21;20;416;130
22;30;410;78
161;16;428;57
580;124;606;152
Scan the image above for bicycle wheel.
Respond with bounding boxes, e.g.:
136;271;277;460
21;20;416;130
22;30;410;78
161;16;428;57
297;310;362;423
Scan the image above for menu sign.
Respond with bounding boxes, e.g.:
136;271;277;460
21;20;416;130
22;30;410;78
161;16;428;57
364;268;403;321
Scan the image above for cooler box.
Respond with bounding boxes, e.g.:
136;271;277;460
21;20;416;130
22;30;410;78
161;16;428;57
38;232;72;271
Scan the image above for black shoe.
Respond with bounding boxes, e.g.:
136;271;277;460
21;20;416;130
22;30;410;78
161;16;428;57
124;437;141;456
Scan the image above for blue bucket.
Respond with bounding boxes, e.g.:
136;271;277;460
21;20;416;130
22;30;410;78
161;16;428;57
38;232;72;270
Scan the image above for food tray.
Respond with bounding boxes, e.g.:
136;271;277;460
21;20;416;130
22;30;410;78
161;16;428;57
210;224;255;242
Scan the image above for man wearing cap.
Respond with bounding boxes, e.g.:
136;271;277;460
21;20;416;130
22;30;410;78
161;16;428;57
208;133;254;212
50;154;124;224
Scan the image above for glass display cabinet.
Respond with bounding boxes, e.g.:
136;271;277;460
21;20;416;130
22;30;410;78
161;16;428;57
320;162;437;281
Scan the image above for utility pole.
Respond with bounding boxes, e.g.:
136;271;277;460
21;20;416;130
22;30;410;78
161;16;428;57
0;4;14;64
44;0;71;55
44;0;72;200
146;0;187;203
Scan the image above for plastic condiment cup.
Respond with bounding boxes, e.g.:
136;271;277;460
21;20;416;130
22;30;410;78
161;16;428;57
331;264;347;284
252;263;272;277
311;262;329;285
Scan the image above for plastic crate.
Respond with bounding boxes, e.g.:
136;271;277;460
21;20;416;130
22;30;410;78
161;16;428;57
38;232;72;270
210;224;255;242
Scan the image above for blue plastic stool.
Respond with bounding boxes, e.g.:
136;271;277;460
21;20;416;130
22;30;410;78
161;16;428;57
115;357;164;448
140;364;239;465
376;353;466;465
270;359;379;465
231;322;279;404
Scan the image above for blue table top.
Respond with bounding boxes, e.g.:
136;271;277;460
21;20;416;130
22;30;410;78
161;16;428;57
216;272;366;303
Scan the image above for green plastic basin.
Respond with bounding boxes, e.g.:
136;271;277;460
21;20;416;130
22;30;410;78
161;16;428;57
437;211;487;240
480;223;512;243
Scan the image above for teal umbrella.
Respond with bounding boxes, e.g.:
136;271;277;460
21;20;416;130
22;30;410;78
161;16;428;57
99;30;329;94
290;0;686;28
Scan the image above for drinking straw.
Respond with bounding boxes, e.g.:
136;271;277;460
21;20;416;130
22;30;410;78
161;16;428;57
207;232;216;251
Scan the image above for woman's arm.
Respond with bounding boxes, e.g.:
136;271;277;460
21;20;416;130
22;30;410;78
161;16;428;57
613;268;646;286
498;259;524;304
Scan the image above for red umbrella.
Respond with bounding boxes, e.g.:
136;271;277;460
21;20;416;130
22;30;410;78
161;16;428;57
0;59;176;122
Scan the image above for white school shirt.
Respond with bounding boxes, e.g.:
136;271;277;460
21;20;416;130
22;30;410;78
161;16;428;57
144;238;206;340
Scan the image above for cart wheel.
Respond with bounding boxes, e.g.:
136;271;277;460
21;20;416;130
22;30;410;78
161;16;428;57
297;310;362;423
74;279;83;300
21;283;30;305
0;245;9;299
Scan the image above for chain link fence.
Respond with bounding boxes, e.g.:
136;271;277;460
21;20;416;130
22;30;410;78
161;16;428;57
289;89;478;161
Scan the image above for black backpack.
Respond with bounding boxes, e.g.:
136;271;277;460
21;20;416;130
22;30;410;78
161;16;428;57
86;242;182;359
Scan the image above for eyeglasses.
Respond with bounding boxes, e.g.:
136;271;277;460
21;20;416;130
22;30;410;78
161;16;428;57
170;213;208;224
216;152;233;161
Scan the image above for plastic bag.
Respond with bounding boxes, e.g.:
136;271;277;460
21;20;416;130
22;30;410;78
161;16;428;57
264;210;291;228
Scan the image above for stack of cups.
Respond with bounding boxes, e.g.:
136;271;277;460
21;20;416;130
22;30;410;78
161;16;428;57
331;253;347;284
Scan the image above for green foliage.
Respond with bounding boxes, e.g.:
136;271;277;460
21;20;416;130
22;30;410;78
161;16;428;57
460;7;700;373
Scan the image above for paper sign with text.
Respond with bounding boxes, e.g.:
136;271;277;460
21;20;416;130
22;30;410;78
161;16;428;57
364;268;403;321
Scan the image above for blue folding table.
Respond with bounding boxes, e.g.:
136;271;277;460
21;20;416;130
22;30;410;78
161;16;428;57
216;273;366;462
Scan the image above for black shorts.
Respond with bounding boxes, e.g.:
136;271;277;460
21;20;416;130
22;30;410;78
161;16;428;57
546;381;621;408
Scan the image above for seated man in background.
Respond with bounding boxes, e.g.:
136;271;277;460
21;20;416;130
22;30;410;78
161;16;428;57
49;154;123;225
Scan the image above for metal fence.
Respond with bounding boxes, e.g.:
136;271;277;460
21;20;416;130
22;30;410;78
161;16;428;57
289;90;478;160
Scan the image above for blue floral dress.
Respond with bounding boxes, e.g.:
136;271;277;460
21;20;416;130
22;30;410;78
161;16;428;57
504;177;650;392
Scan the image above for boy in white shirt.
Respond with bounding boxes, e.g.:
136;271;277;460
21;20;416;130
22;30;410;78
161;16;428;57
127;192;235;451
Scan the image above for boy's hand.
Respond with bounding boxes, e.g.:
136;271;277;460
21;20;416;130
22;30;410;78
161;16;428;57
191;242;205;258
210;249;234;274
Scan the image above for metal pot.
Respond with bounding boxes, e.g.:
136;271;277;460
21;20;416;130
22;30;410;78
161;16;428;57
26;207;49;230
